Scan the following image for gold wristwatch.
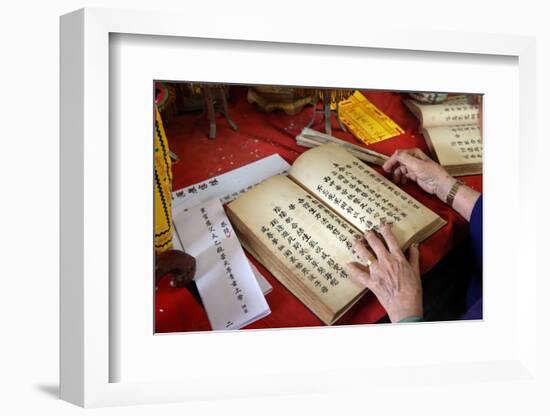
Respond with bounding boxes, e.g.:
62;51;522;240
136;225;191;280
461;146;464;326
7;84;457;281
446;179;464;206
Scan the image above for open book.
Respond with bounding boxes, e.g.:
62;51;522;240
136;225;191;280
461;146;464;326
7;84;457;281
404;96;482;176
227;144;446;325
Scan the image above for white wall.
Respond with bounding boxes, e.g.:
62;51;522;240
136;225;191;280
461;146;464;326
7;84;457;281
1;0;548;414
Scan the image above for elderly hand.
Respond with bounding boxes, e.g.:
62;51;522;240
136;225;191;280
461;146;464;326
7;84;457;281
382;148;454;203
346;223;422;323
383;147;481;221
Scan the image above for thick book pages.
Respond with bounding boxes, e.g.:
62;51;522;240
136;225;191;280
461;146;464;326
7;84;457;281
227;144;446;325
227;175;366;325
422;125;482;176
403;96;480;128
290;144;446;249
403;97;483;176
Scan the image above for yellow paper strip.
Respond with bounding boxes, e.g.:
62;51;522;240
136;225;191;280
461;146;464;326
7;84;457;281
338;91;404;145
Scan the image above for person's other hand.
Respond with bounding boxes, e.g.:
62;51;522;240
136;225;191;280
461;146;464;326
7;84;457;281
155;249;196;288
346;224;422;323
382;148;454;203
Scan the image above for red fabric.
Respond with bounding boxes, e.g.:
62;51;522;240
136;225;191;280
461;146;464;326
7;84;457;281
156;87;482;333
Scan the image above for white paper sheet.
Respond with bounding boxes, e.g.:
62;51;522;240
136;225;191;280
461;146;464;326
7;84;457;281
172;234;272;295
172;198;270;330
171;154;290;210
249;262;272;295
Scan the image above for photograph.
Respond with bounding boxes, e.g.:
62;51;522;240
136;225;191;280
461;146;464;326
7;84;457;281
153;82;483;333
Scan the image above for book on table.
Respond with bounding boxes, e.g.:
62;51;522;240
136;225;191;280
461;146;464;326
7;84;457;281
403;96;483;176
226;143;446;325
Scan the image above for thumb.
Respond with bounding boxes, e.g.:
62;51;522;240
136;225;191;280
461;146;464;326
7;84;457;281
407;243;420;272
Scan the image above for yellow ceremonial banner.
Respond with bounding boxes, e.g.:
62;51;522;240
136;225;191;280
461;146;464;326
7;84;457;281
338;91;404;145
154;107;174;254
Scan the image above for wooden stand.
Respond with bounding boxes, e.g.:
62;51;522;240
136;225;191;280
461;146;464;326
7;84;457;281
305;101;347;135
201;85;238;140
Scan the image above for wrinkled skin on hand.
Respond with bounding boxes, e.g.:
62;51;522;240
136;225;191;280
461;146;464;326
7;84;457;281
382;148;454;201
346;224;422;323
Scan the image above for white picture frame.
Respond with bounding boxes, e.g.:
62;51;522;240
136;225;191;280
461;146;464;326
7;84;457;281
60;7;541;408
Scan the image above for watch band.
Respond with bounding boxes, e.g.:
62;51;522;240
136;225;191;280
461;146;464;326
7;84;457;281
446;179;464;206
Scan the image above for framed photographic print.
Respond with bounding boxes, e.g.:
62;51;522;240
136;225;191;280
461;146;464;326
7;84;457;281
60;7;540;408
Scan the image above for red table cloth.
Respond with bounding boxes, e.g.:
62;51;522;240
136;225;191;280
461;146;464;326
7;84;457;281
155;88;482;333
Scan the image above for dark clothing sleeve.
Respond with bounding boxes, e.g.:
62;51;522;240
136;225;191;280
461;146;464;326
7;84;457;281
395;195;484;323
462;195;483;320
469;196;483;267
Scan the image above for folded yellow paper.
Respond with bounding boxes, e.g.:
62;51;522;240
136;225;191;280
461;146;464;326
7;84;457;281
338;91;404;145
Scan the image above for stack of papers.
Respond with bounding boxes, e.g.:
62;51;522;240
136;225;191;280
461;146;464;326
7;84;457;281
172;154;290;210
170;154;291;330
173;198;270;330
